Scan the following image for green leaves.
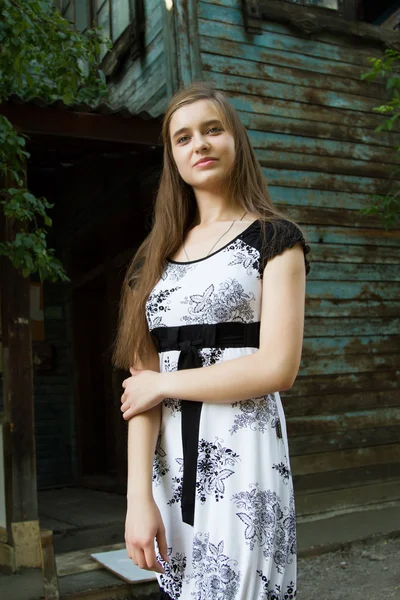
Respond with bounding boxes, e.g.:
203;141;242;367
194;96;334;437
0;0;109;104
1;0;110;282
0;230;70;282
361;49;400;228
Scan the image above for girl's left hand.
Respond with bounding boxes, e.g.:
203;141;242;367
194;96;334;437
121;368;165;419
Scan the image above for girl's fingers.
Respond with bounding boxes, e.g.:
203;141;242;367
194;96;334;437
156;522;169;563
143;543;165;574
133;547;146;570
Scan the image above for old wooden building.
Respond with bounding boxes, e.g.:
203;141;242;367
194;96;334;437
1;0;399;595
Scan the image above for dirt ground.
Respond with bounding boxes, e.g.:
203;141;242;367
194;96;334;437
297;536;400;600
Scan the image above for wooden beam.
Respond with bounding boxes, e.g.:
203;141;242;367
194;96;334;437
40;529;60;600
0;103;162;146
242;0;400;48
0;181;40;568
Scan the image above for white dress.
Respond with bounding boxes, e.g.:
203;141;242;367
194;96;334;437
145;218;311;600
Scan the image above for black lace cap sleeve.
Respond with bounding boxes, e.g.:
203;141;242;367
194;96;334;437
259;219;311;277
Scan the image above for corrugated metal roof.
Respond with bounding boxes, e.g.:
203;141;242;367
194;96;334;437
6;93;154;121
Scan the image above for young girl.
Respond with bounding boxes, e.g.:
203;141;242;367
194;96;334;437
114;82;311;600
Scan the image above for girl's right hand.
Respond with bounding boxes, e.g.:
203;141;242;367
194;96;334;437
125;497;169;574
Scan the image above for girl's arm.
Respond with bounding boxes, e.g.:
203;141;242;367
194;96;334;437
160;244;306;403
126;348;161;500
125;349;169;573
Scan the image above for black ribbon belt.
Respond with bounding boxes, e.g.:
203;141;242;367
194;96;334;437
150;321;261;526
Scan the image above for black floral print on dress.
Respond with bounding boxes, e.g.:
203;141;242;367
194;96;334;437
145;286;181;329
231;483;296;573
224;238;260;276
230;394;279;435
256;569;297;600
162;355;182;415
191;533;241;599
159;547;188;599
153;436;170;486
272;462;291;485
199;347;224;367
180;279;255;325
162;262;196;282
167;439;241;506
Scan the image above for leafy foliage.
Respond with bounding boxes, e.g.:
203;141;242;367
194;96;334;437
0;0;111;281
361;49;400;229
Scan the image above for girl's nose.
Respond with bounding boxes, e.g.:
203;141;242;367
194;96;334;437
193;134;210;152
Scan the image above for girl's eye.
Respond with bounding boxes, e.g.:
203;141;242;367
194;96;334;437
208;126;222;134
177;135;190;144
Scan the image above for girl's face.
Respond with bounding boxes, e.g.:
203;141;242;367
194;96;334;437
169;99;235;192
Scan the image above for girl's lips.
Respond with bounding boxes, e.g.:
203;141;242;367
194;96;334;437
194;158;218;168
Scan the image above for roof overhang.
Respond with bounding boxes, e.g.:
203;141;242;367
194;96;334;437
0;95;162;147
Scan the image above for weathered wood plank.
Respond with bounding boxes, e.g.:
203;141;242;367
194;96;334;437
299;353;399;377
284;205;383;229
304;319;400;337
287;371;400;398
291;444;400;476
198;9;374;66
201;0;392;59
303;225;400;247
207;71;380;113
294;464;400;496
263;167;393;195
295;479;400;516
247;130;398;166
288;410;400;436
305;299;400;318
258;149;397;180
270;187;393;211
290;426;400;456
239;111;399;151
304;281;400;302
303;335;400;357
200;33;371;83
201;49;385;102
228;91;384;129
283;389;400;419
303;262;400;281
304;242;399;264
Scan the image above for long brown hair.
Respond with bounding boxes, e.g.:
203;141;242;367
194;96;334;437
113;82;299;370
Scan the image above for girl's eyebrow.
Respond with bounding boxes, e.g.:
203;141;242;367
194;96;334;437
172;119;222;140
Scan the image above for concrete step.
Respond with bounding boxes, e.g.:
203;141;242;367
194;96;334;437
52;522;125;554
58;570;159;600
55;543;126;577
297;501;400;557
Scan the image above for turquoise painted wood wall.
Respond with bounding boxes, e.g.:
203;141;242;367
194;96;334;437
108;0;167;115
197;0;400;517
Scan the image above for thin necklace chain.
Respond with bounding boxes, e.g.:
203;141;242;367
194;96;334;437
183;210;247;262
